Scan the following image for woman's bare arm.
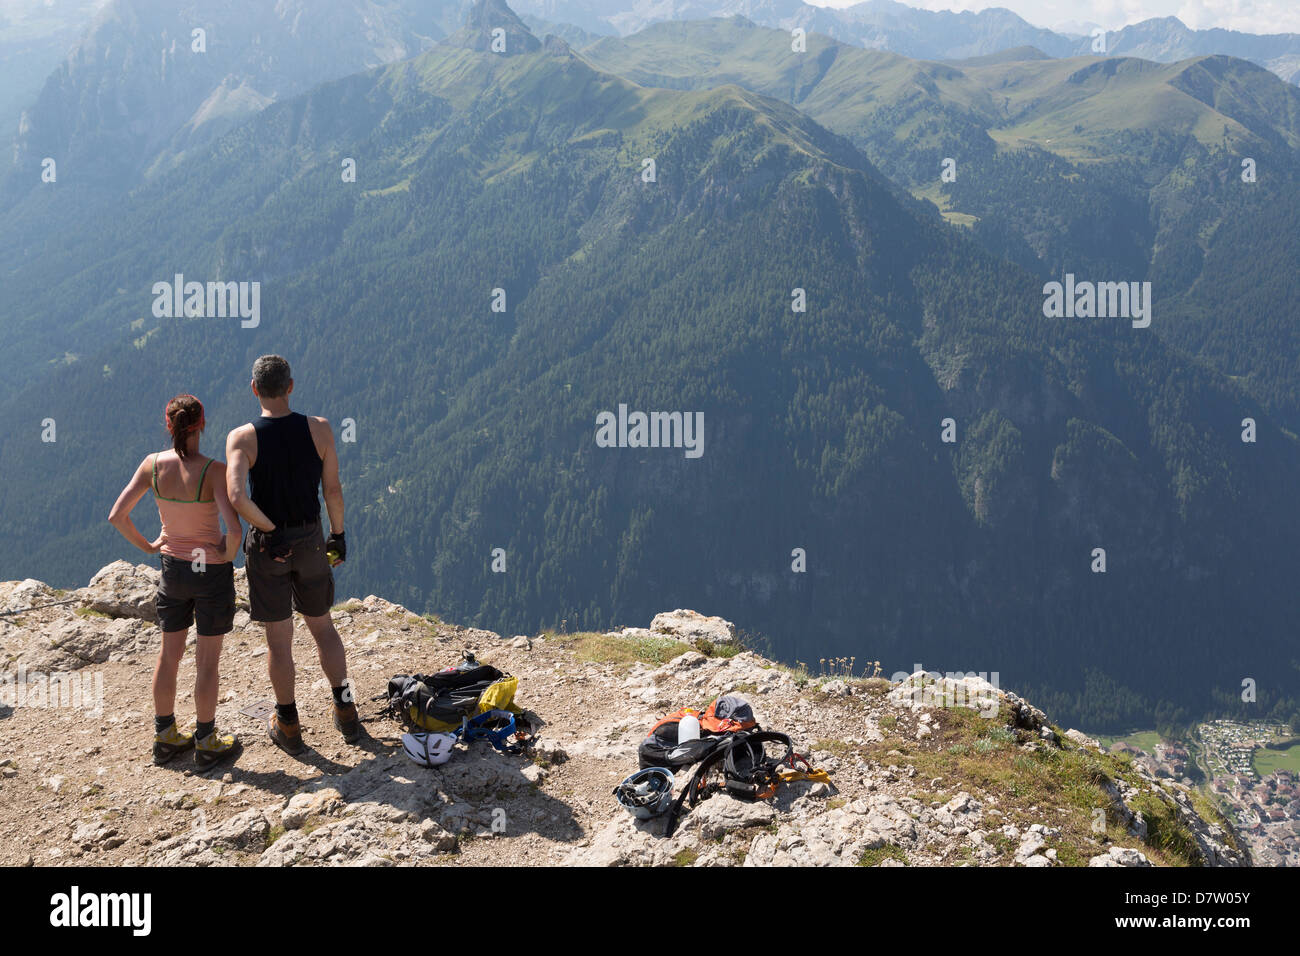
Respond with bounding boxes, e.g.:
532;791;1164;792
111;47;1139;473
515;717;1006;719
108;457;163;554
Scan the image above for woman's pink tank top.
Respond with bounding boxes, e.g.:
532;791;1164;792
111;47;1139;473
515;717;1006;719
152;454;227;563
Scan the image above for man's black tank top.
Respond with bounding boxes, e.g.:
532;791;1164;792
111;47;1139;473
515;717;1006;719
250;413;322;526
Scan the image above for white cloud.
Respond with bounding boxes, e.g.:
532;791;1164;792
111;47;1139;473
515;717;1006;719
806;0;1300;34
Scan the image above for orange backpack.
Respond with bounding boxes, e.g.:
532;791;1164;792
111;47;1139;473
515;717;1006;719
700;695;758;734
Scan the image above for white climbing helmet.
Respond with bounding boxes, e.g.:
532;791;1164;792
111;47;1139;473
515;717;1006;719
614;766;676;819
402;731;458;767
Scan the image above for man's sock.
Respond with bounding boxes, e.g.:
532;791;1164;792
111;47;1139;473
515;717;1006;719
195;719;215;741
276;702;299;725
155;714;176;734
331;685;350;707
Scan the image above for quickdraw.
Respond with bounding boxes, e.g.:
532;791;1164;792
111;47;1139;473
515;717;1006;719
777;751;832;785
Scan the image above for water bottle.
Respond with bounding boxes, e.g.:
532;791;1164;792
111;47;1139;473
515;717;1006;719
679;709;700;743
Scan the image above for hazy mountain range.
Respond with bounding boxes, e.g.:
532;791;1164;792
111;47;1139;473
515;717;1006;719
0;0;110;158
510;1;1300;84
5;0;1299;174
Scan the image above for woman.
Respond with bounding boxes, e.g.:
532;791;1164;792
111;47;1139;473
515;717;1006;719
109;394;242;768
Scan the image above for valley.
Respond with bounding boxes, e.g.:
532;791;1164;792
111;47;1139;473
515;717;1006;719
1;0;1298;740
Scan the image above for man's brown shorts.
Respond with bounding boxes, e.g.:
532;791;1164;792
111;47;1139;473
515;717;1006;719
243;522;335;622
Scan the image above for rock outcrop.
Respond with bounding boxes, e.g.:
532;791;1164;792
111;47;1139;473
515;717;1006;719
648;609;738;649
77;560;161;622
0;563;1246;868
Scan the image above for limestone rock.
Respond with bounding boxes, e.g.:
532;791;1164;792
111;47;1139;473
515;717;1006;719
21;616;149;671
1088;846;1152;867
77;561;160;621
1065;729;1102;750
281;787;344;829
887;671;1000;716
147;808;272;866
0;578;57;613
650;610;737;648
746;796;918;867
679;794;776;840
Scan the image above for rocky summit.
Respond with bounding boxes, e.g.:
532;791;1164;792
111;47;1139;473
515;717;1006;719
0;563;1244;868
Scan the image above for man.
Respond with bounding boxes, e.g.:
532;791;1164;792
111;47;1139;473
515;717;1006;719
226;355;358;753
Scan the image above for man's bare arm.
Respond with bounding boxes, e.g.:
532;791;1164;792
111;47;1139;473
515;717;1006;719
209;460;242;562
225;424;276;532
311;416;344;535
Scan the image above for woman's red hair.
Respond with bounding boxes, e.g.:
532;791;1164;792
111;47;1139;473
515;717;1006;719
164;394;205;459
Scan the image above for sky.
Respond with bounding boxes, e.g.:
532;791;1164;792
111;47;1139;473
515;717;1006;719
1;0;1297;40
808;0;1300;35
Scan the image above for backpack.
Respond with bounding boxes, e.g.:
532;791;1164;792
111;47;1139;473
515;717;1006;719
664;730;796;836
379;653;525;735
637;709;723;770
637;697;760;770
700;695;758;734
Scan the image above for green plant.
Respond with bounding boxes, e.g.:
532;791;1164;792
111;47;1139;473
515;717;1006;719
1129;792;1200;865
858;843;908;866
545;631;690;669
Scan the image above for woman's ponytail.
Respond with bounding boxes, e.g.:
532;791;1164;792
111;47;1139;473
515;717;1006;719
164;394;205;460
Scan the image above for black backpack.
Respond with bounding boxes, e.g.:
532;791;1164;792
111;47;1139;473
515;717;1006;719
637;716;723;770
664;731;795;836
378;655;510;731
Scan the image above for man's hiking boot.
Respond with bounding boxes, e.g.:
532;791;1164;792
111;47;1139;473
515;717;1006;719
152;723;195;765
195;728;240;769
333;702;361;744
266;712;305;755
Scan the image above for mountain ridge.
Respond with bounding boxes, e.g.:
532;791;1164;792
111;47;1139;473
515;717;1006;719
578;16;1300;431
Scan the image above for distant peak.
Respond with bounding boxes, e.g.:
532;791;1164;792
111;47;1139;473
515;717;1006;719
447;0;541;55
543;34;572;56
1120;16;1193;36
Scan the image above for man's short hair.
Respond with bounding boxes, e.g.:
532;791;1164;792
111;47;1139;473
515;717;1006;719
252;355;292;398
